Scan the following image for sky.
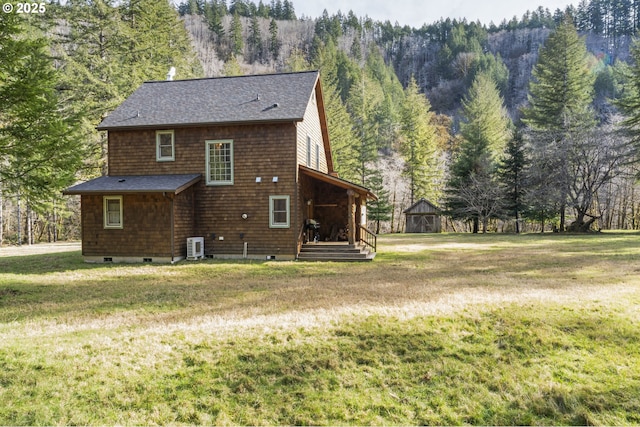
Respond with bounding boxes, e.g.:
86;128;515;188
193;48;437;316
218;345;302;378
293;0;577;28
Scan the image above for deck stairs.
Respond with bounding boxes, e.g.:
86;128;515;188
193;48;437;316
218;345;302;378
298;242;376;262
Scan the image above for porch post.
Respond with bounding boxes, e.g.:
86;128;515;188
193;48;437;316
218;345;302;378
347;189;357;245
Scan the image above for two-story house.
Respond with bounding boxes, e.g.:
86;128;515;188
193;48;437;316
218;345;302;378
64;71;377;262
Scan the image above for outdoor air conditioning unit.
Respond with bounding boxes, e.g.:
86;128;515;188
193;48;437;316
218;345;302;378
186;237;204;260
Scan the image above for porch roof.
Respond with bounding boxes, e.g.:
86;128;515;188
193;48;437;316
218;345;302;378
299;166;377;201
63;174;201;195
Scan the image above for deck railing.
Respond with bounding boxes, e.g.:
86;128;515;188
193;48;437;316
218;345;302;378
297;222;306;254
357;225;377;252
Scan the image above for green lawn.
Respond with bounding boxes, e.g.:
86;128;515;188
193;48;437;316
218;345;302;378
1;233;639;425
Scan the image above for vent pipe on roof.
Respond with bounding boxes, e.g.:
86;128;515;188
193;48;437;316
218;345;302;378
166;66;176;81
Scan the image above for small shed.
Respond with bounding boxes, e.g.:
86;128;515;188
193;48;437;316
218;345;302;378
404;198;442;233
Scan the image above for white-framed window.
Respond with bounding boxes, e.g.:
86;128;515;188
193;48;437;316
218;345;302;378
269;195;290;228
206;139;234;185
156;130;175;161
306;135;312;167
104;196;123;229
315;142;320;169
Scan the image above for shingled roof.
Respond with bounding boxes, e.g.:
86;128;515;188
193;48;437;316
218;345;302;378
63;174;201;195
97;71;321;130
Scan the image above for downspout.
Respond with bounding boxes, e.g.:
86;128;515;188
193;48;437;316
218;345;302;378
294;123;300;259
171;196;175;263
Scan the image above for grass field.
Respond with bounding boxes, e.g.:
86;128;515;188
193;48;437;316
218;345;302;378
1;233;639;425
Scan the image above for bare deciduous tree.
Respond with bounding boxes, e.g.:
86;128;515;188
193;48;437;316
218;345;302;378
451;173;505;233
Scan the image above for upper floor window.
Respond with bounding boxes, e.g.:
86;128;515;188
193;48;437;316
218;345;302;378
156;130;175;161
206;139;234;185
306;135;312;167
104;196;123;229
315;142;320;169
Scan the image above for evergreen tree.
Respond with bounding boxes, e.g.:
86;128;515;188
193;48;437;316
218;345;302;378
460;73;511;158
617;38;640;158
284;47;310;72
270;0;282;19
399;77;441;204
445;72;511;233
350;34;362;63
229;0;250;17
205;0;226;37
54;0;201;174
248;15;263;63
257;1;269;18
364;45;404;152
282;0;295;20
346;73;382;186
120;0;203;83
471;52;509;97
521;16;595;230
229;11;244;57
366;169;393;234
223;54;243;76
321;74;360;183
0;12;84;233
52;0;130;173
497;127;528;233
522;17;595;134
268;18;280;61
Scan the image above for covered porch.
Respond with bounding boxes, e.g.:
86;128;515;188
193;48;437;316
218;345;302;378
298;166;377;259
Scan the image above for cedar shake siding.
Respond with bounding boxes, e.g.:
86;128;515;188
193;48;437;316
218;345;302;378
107;123;299;258
81;193;173;259
80;190;197;262
173;187;196;257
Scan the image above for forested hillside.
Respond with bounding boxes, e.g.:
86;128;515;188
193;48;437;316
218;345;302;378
178;0;640;233
2;0;640;245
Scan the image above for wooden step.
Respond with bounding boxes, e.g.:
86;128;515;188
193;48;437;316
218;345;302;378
300;246;363;254
298;243;376;262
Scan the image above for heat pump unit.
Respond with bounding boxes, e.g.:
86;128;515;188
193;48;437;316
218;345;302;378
187;237;204;260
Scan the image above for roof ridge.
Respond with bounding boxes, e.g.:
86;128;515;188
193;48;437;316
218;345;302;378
143;70;320;84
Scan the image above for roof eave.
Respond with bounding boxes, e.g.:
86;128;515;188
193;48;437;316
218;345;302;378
96;118;305;132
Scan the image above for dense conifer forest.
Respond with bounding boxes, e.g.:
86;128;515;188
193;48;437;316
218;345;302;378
3;0;640;243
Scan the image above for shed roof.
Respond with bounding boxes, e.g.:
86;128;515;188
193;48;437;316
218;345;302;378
63;174;201;195
403;198;441;214
97;71;321;130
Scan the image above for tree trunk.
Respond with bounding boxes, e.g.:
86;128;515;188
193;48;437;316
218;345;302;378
16;194;21;245
53;201;58;242
0;189;3;246
390;188;396;233
25;203;33;245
